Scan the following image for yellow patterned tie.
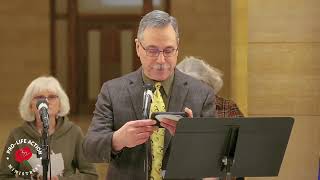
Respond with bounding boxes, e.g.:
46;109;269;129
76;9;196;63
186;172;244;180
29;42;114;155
150;82;166;180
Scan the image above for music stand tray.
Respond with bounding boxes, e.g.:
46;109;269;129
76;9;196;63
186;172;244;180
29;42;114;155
163;117;294;179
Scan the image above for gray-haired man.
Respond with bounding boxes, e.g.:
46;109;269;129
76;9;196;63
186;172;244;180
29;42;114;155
83;10;215;180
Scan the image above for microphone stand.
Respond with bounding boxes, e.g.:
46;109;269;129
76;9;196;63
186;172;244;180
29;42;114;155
143;84;154;180
144;126;150;180
41;124;50;180
220;126;239;180
143;102;150;180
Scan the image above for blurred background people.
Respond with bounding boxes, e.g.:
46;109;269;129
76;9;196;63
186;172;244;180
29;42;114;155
0;76;97;179
177;56;244;118
177;56;244;180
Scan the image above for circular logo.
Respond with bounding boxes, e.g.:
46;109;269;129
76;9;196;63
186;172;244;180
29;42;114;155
5;138;42;177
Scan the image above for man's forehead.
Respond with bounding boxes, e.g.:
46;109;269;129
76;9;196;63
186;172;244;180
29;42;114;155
142;25;176;38
141;28;177;47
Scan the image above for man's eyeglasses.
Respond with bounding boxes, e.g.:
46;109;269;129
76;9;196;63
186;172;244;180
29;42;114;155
33;95;59;102
139;41;178;57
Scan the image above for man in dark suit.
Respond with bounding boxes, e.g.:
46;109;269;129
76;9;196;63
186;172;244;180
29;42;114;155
83;10;215;180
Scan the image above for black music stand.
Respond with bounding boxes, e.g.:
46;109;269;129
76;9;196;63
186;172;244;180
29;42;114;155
163;117;294;180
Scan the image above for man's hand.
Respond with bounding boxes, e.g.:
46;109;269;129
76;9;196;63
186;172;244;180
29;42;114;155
112;119;157;151
160;107;193;136
184;107;193;118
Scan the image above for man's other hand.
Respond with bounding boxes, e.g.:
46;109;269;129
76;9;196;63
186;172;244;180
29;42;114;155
160;107;193;136
112;119;157;151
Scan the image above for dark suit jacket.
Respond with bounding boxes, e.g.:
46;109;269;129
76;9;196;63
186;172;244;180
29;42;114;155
83;68;215;180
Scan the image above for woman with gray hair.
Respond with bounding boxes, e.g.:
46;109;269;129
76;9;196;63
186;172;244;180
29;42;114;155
177;56;244;180
177;57;244;118
0;76;97;179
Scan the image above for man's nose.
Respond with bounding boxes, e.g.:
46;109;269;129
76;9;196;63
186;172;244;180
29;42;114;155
156;52;166;63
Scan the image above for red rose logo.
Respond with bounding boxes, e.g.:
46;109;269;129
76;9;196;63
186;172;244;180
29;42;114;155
14;146;32;163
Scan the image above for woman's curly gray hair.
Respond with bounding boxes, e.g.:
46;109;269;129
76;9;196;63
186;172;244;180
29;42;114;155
19;76;70;121
176;56;223;94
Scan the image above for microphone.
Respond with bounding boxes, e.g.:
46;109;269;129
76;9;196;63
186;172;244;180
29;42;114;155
142;83;154;119
36;99;49;129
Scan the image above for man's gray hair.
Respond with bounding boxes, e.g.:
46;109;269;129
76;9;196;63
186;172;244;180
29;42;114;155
176;56;224;94
19;76;70;121
137;10;179;42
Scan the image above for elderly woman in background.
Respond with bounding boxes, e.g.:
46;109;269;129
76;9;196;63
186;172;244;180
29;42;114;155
177;56;244;118
177;56;244;180
0;76;97;179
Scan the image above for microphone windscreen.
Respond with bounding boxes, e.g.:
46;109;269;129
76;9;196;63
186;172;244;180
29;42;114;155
143;83;154;91
36;99;48;110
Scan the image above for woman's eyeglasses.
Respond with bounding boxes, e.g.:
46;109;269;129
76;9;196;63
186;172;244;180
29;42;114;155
33;95;59;102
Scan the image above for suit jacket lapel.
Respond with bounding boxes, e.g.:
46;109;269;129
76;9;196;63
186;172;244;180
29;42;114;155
164;69;189;152
126;68;189;155
126;68;144;120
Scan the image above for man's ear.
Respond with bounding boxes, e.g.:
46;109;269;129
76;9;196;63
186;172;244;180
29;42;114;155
135;38;140;57
176;38;180;56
